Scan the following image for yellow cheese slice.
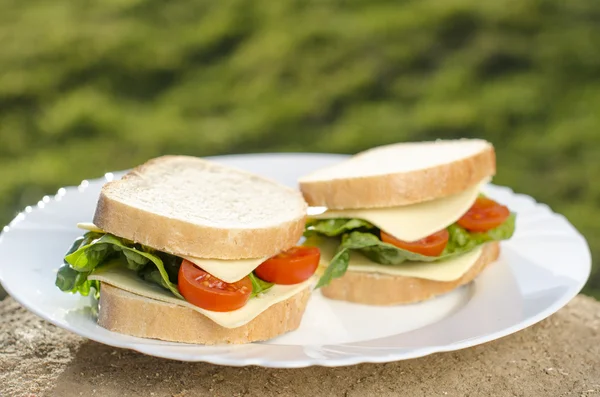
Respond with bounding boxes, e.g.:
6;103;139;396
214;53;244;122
313;237;483;282
77;222;105;233
77;222;269;283
181;256;268;283
89;266;311;329
310;179;488;242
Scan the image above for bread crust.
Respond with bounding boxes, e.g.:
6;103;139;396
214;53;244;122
93;156;306;259
98;283;311;344
320;242;500;305
299;142;496;209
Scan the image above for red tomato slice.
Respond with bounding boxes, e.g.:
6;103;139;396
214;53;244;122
457;197;510;232
380;229;450;257
254;246;320;285
178;260;252;312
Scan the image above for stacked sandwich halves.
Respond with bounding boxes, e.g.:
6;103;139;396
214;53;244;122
300;139;515;305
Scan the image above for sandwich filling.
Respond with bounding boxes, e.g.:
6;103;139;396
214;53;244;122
55;224;318;328
305;182;515;288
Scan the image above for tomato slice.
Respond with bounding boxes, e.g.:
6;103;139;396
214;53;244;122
254;246;320;285
457;197;510;232
178;260;252;312
380;229;450;257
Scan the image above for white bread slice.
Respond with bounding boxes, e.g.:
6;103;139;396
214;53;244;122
98;283;310;344
94;156;307;259
299;139;495;209
320;242;499;305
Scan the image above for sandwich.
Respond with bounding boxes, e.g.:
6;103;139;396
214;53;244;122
55;156;319;344
299;139;515;305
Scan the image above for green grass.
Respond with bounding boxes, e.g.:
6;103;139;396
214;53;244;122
0;0;599;298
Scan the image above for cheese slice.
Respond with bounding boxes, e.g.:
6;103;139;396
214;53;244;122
314;237;483;282
77;222;105;233
310;179;488;242
89;266;311;329
77;222;269;283
180;256;269;283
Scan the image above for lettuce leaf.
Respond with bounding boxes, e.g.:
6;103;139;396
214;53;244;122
304;218;376;237
55;265;101;298
249;273;274;297
444;214;516;254
56;232;183;299
57;232;275;301
314;213;516;288
55;232;104;298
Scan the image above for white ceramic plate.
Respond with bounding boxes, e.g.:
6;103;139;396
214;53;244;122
0;154;591;368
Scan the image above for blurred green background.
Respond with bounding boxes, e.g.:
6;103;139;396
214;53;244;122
0;0;598;298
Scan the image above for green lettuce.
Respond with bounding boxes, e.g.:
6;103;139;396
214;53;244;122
304;218;376;237
55;265;101;298
313;213;516;288
56;232;183;298
55;232;104;298
249;273;274;297
56;231;274;300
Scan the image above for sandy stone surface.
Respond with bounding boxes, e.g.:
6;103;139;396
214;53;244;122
1;295;599;397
